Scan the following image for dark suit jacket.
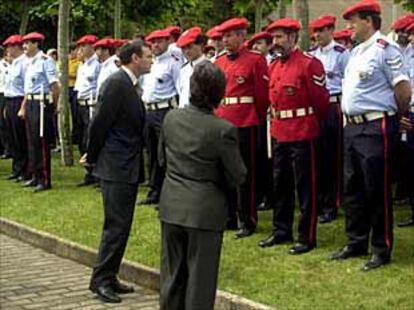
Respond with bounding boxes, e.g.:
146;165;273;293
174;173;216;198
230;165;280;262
158;105;247;231
87;69;145;184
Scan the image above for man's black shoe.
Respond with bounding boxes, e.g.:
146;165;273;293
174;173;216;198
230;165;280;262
259;233;293;248
33;184;51;193
257;202;272;211
23;179;38;187
137;197;159;205
398;218;414;227
6;174;18;180
329;245;367;261
318;212;337;224
235;227;254;239
15;175;25;183
77;179;97;187
289;243;315;255
361;254;390;272
96;285;122;303
112;281;134;294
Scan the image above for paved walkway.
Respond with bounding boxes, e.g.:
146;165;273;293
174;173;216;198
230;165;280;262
0;234;159;310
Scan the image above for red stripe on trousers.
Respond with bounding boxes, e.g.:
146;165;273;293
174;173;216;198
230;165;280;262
250;128;257;226
41;137;48;187
336;104;342;209
309;140;317;245
380;117;391;249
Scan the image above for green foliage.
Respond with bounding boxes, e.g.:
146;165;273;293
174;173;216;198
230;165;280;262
394;0;414;11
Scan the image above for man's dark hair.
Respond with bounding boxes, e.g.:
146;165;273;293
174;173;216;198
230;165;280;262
0;46;4;58
282;29;299;44
358;11;382;30
119;39;149;65
194;35;207;46
190;61;226;110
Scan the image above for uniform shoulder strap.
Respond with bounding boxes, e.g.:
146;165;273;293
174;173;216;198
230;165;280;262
334;44;346;53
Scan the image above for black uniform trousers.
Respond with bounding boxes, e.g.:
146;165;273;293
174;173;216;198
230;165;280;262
77;104;96;182
90;180;138;289
145;108;169;200
0;93;11;156
405;111;414;218
317;102;343;214
256;117;273;208
227;126;259;230
343;115;397;257
160;222;223;310
68;87;79;145
4;97;28;178
272;139;318;246
25;98;53;187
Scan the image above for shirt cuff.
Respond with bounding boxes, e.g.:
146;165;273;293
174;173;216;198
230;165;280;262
392;74;409;87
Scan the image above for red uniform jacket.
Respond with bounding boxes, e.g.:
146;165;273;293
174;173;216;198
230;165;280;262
214;47;269;128
269;49;329;142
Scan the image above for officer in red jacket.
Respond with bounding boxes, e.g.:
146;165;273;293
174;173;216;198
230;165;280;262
214;17;269;238
259;18;329;254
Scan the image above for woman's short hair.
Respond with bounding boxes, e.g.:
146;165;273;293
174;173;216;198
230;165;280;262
190;61;226;110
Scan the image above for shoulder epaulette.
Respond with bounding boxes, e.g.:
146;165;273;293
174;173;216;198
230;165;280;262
334;45;346;53
181;61;189;68
41;55;49;60
308;46;317;52
376;38;389;48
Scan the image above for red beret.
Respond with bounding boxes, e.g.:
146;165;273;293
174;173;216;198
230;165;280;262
23;32;45;42
145;30;170;42
206;26;223;39
93;38;115;49
176;27;202;48
333;29;353;40
343;0;381;20
247;31;272;49
406;22;414;33
267;18;301;32
217;18;249;33
77;35;98;46
391;14;414;31
113;39;129;49
3;34;24;46
165;26;182;36
310;15;336;31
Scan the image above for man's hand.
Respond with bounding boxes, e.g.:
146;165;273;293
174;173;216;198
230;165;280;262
400;116;414;132
79;153;94;167
17;106;26;119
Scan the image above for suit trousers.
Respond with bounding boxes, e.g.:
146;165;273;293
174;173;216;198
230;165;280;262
343;116;397;256
272;140;318;246
317;103;343;214
90;180;138;288
160;221;223;310
145;108;169;199
25;99;53;186
4;97;28;178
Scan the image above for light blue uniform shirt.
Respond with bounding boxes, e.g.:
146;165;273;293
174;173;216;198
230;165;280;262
74;54;101;100
309;40;349;96
342;31;409;115
96;55;119;96
4;53;28;98
403;44;414;107
24;51;58;95
141;50;183;103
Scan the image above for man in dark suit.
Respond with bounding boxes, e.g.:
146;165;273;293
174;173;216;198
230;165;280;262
158;61;247;310
83;40;152;303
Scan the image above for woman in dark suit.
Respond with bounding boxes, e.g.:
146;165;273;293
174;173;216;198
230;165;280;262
158;61;247;310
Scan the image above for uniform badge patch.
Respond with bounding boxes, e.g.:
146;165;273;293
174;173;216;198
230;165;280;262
237;76;245;84
285;87;296;96
327;71;334;79
358;71;369;80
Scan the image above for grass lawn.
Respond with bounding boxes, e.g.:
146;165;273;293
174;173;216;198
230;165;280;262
0;154;413;309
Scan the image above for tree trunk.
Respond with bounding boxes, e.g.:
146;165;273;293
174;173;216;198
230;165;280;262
114;0;122;39
293;0;309;50
58;0;74;166
19;0;30;35
255;0;265;32
277;0;287;19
